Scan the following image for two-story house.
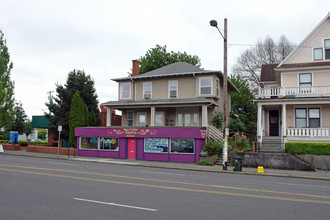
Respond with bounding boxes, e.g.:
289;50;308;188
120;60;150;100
75;61;237;162
255;13;330;151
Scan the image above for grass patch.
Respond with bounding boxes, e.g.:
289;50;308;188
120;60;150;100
197;160;215;166
285;142;330;155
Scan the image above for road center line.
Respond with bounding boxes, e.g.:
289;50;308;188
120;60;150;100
1;167;330;205
278;182;330;189
73;198;157;212
0;163;329;200
140;170;186;176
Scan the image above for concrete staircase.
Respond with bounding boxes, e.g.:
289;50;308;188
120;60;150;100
261;136;283;152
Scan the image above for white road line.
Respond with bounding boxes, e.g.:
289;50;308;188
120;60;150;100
278;182;330;189
48;162;78;166
140;170;186;176
73;198;157;212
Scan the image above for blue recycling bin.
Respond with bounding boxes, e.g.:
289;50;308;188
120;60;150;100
9;131;19;143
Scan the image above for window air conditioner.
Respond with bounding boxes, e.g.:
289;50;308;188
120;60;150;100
144;94;151;99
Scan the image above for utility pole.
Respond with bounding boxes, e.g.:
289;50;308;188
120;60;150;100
210;18;228;170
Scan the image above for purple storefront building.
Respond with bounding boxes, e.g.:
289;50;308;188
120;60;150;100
75;127;207;163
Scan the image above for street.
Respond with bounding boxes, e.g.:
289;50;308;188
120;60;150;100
0;155;329;220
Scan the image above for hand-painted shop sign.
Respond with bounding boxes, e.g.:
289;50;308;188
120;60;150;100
106;128;157;137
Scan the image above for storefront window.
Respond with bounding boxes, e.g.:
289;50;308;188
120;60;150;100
80;137;98;150
144;138;168;153
99;137;119;151
170;138;194;154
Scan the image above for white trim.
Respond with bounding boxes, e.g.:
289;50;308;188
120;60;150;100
155;112;164;126
143;81;152;99
278;14;330;66
120;82;131;99
127;111;134;126
294;106;322;128
313;47;323;61
168;80;178;98
137;112;147;126
199;76;213;96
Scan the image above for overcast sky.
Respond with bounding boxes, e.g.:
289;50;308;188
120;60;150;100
0;0;329;118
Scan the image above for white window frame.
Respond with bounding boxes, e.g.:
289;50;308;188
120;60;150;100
177;114;183;126
313;47;323;61
325;39;330;60
120;82;131;99
143;82;152;99
155;112;164;126
216;79;220;96
137;112;147;126
294;107;321;128
168;80;178;98
199;77;212;96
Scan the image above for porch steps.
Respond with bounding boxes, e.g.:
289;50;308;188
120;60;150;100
261;137;283;152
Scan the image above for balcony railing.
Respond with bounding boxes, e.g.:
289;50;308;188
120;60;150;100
258;86;330;98
286;127;330;137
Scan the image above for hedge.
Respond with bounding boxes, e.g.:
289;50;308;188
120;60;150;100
285;142;330;155
0;140;10;143
18;140;48;146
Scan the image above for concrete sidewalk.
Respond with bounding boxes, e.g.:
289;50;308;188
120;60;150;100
2;150;330;181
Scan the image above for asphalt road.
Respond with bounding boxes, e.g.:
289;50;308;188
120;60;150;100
0;155;329;220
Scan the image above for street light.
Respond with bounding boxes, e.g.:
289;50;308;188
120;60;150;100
210;18;228;170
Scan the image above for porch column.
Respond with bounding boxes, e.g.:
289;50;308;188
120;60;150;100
282;104;286;136
202;105;208;127
106;107;111;126
257;104;262;139
150;107;155;126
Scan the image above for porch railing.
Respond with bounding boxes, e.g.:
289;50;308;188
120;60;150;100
286;127;330;137
258;86;330;98
207;125;223;143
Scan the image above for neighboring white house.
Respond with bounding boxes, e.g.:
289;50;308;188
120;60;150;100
255;13;330;151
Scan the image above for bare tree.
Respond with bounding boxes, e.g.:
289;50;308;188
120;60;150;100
233;35;295;91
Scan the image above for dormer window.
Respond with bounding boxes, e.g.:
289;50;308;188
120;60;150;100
120;82;131;99
143;82;152;99
325;39;330;60
313;48;323;60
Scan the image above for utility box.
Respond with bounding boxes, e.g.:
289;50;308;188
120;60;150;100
9;131;19;143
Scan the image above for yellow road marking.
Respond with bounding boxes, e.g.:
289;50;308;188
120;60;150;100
0;167;330;205
0;163;329;200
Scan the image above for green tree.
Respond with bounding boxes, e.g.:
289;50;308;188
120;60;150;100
24;119;33;140
229;75;257;139
138;45;201;74
5;102;27;135
37;129;47;140
0;30;15;128
69;92;86;146
45;70;99;142
89;110;97;126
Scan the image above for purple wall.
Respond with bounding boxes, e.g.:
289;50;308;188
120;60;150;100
75;127;207;163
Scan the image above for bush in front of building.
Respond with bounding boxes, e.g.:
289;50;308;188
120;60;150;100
197;160;215;166
0;140;9;143
229;134;252;152
285;142;330;155
203;141;222;156
18;140;48;146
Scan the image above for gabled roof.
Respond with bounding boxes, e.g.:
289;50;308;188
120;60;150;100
112;62;238;92
112;62;214;81
278;13;330;68
260;64;278;82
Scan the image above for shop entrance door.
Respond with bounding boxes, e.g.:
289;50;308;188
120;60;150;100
128;138;136;159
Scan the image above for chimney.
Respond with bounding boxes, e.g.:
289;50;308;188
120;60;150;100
132;60;140;76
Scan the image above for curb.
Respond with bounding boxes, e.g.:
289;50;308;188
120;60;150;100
2;152;330;181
